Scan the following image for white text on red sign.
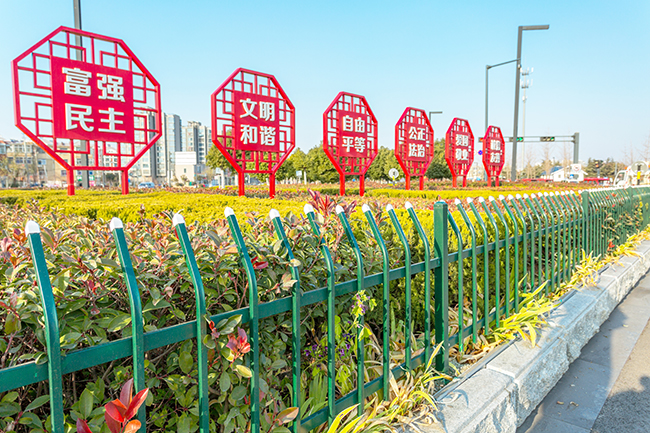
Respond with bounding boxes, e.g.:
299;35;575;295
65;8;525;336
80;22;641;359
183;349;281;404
233;91;280;152
51;58;134;143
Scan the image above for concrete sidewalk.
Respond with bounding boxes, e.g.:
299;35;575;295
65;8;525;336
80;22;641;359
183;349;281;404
518;271;650;432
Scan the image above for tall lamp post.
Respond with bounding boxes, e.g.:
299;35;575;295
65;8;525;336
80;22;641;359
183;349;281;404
485;59;517;132
485;60;515;182
510;24;549;181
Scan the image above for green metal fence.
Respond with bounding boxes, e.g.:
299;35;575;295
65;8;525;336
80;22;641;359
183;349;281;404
3;186;650;433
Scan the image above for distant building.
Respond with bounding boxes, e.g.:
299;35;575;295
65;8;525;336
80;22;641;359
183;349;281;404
174;151;202;184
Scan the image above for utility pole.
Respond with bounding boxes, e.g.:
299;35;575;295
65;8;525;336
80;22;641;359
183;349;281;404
73;0;89;189
510;25;549;181
520;68;532;177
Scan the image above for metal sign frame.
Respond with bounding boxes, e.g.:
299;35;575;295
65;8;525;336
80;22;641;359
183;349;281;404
211;68;295;198
322;92;378;196
444;117;474;187
394;107;434;190
482;125;505;186
12;26;161;195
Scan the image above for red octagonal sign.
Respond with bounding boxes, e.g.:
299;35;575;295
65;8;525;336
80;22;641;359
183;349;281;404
445;118;474;187
211;68;295;198
12;26;161;195
395;107;434;190
323;92;378;196
482;125;505;186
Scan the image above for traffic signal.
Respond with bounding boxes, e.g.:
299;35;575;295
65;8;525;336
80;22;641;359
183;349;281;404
593;159;603;169
516;137;523;142
540;136;555;142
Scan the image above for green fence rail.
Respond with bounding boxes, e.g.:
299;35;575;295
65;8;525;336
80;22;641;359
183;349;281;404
4;186;650;433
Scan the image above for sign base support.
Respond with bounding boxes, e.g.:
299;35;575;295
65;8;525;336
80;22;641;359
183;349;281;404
67;170;75;196
238;172;245;197
269;173;276;199
121;171;129;195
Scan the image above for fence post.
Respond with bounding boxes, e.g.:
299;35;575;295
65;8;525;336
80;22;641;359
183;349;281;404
110;218;147;432
269;209;302;432
26;221;64;433
386;204;413;371
433;201;449;373
225;208;260;433
362;204;392;402
581;190;591;255
455;200;479;344
405;202;433;362
335;205;366;416
173;214;209;433
447;211;465;353
479;197;501;325
469;199;490;335
305;205;338;422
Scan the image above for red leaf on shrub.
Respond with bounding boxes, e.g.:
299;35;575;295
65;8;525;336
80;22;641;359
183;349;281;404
238;328;251;354
76;418;93;433
120;378;134;407
251;257;268;270
105;401;126;423
104;412;121;433
123;420;141;433
124;388;149;421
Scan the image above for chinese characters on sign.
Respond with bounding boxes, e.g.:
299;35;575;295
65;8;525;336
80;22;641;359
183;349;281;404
233;91;280;152
337;111;369;156
482;125;505;186
52;58;134;143
406;123;427;159
454;134;471;162
445;118;474;187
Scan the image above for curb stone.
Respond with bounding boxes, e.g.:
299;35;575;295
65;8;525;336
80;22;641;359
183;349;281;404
414;240;650;433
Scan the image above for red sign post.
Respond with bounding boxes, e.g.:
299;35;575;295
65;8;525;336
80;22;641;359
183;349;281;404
12;26;161;195
444;118;474;187
394;107;434;190
211;68;295;198
323;92;378;196
482;126;505;186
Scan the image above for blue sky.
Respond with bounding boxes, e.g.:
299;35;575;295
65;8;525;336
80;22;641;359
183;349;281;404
1;0;649;164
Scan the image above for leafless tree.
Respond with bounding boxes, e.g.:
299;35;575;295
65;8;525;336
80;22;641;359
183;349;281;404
561;141;572;180
524;145;536;178
541;141;553;179
622;143;636;166
641;133;650;161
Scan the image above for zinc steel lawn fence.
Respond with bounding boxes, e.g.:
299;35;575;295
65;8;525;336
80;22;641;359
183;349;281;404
3;186;650;433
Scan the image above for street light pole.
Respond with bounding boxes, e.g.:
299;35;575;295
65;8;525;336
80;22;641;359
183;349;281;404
485;59;516;182
485;59;517;132
510;24;549;181
73;0;90;189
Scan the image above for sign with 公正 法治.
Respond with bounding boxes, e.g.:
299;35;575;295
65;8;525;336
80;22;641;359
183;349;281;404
394;107;434;190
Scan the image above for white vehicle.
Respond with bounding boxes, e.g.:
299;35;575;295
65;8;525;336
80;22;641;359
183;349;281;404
614;161;650;187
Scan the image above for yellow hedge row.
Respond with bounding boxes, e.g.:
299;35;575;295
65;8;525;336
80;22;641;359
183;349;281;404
0;190;306;223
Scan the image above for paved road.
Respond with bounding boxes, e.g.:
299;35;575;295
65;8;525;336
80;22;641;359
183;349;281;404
518;272;650;432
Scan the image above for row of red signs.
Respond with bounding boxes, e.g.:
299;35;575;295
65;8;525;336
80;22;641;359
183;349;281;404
13;27;505;197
